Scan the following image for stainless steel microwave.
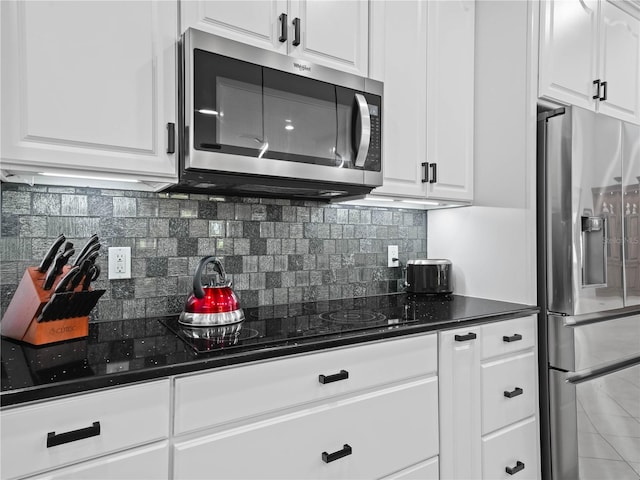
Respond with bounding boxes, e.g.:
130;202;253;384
169;28;383;200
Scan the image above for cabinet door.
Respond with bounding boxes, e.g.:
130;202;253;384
439;326;482;480
425;0;475;202
0;1;177;187
27;442;169;480
538;0;599;110
173;378;439;480
482;417;539;480
369;1;429;199
180;0;288;54
597;0;640;124
288;0;368;76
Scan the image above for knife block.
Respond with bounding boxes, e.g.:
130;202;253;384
1;267;101;346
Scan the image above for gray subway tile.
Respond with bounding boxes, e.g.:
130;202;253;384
2;191;31;214
137;198;159;217
113;197;137;217
61;195;88;216
32;193;61;216
146;257;168;277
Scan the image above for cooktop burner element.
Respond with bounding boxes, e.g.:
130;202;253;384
158;293;454;355
319;310;387;324
161;317;260;353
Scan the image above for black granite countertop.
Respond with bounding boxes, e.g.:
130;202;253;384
1;293;538;407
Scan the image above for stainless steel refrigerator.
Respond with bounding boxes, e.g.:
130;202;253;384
537;105;640;480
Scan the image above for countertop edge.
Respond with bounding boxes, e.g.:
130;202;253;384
1;306;539;408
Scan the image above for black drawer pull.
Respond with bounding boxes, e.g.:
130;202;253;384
506;460;525;475
292;17;301;46
319;369;349;384
503;334;523;343
322;444;352;463
593;79;601;100
278;13;288;42
47;421;101;448
166;122;175;154
454;332;477;342
421;162;428;183
504;387;524;398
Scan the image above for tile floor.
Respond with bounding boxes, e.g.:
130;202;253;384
577;365;640;479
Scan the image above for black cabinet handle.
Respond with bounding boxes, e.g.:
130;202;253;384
319;369;349;384
601;81;607;101
503;333;523;343
593;79;601;100
292;17;301;46
506;460;525;475
454;332;477;342
166;122;175;154
322;444;352;463
429;163;437;183
504;387;523;398
278;13;287;42
421;162;428;183
47;421;101;448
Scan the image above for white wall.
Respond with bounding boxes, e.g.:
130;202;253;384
428;0;538;305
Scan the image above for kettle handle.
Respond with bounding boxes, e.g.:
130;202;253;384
193;256;228;299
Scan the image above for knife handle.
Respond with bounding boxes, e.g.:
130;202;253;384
37;234;66;273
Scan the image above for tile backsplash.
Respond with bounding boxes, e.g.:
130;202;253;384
0;184;427;321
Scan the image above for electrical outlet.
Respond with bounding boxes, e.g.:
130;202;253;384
388;245;399;267
108;247;131;279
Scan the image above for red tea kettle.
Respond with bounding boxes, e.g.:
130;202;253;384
179;256;245;326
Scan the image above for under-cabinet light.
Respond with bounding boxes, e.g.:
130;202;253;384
39;172;140;183
401;199;441;206
198;109;219;115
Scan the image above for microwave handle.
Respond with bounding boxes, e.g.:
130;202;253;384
354;93;371;168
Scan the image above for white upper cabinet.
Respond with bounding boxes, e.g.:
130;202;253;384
539;0;640;124
598;1;640;123
181;0;368;76
0;1;178;190
368;1;429;199
180;0;288;54
370;0;474;205
425;0;475;202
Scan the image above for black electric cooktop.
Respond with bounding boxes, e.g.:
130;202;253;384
160;293;453;354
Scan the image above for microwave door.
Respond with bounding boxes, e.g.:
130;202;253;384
262;68;339;167
192;49;263;156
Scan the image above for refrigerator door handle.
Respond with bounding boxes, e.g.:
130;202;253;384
566;355;640;385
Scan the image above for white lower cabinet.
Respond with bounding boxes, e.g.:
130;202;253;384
0;380;170;480
482;417;538;480
26;442;169;480
174;378;438;479
172;334;439;480
381;456;439;480
439;315;540;480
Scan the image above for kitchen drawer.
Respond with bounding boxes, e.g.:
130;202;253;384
173;377;439;479
481;351;536;434
1;380;170;480
482;416;538;480
381;456;439;480
174;333;437;435
27;441;169;480
481;315;536;360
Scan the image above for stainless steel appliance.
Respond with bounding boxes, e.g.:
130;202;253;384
169;28;383;200
537;105;640;480
405;259;453;294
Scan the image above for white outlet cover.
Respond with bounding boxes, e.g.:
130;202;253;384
388;245;399;267
108;246;131;279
